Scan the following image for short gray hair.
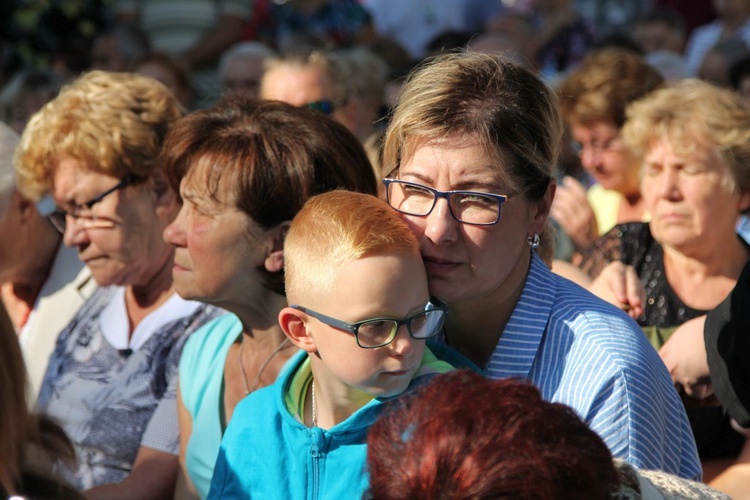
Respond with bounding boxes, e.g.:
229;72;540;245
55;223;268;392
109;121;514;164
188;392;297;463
219;41;277;77
0;122;19;208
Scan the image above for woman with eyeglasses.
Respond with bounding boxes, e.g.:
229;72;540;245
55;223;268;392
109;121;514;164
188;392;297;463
380;51;700;479
160;97;377;499
13;71;225;498
551;48;664;257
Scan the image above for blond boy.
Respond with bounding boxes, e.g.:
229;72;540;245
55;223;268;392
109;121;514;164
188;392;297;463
208;191;453;498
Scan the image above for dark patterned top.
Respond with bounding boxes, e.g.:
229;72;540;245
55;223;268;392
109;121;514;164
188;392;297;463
36;286;225;489
580;222;708;328
580;222;747;459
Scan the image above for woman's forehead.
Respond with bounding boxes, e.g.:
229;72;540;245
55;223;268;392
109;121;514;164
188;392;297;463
399;135;513;184
182;159;238;203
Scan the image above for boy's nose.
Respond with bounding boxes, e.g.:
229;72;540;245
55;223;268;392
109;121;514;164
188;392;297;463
389;325;416;356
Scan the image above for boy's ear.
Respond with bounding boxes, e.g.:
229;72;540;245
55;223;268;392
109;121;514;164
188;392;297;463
278;306;317;353
265;221;291;273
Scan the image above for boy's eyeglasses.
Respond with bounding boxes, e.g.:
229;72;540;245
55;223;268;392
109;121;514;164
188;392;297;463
305;99;345;116
382;178;513;226
48;175;134;234
291;298;448;349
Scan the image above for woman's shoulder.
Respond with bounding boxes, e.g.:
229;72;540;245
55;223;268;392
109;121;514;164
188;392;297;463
547;272;651;350
180;313;242;370
179;314;242;409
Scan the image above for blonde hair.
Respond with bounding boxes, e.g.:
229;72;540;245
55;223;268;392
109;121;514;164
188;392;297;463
14;70;183;200
383;51;562;265
284;191;419;301
622;79;750;196
558;48;664;127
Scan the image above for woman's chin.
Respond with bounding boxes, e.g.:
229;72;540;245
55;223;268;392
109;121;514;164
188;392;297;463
90;267;131;288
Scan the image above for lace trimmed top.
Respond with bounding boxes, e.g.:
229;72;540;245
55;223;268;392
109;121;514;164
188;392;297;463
580;222;708;328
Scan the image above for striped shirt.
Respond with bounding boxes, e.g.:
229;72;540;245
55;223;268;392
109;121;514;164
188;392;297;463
684;18;750;76
485;253;701;480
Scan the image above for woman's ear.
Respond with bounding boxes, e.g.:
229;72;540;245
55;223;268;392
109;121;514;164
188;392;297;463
265;221;291;273
279;307;317;353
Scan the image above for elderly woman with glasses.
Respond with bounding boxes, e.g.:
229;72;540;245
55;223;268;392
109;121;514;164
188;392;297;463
13;71;224;498
551;48;664;257
380;51;700;479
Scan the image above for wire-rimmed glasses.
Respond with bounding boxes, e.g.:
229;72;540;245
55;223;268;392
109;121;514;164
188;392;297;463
48;175;134;233
290;298;448;349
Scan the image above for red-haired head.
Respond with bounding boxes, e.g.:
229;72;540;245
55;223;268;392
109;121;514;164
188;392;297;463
366;370;620;499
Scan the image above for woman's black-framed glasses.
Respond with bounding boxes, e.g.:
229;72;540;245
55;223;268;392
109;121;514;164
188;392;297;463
382;178;510;226
48;175;134;233
291;298;448;349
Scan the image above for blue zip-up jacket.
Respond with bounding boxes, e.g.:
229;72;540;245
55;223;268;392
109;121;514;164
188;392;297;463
208;348;453;499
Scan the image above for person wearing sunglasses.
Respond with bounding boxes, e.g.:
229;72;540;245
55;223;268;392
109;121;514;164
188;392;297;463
260;50;358;138
208;191;454;499
380;51;700;480
14;71;225;498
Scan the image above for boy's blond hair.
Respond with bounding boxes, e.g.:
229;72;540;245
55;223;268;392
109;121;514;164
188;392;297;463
284;191;419;302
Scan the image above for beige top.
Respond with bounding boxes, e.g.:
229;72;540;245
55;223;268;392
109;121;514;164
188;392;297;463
19;243;96;402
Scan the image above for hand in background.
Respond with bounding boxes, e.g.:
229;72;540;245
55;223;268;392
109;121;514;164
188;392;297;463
589;261;645;319
659;315;713;400
550;176;599;253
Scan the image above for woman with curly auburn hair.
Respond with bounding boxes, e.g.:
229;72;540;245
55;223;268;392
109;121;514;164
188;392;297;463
14;70;224;498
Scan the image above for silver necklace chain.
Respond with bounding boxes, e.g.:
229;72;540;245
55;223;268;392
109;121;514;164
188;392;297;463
311;379;317;427
238;337;291;395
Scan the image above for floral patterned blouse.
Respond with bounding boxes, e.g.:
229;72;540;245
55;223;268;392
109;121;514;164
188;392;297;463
36;286;224;489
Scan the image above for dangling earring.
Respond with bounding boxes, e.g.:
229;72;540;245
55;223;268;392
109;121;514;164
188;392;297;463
527;233;540;249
